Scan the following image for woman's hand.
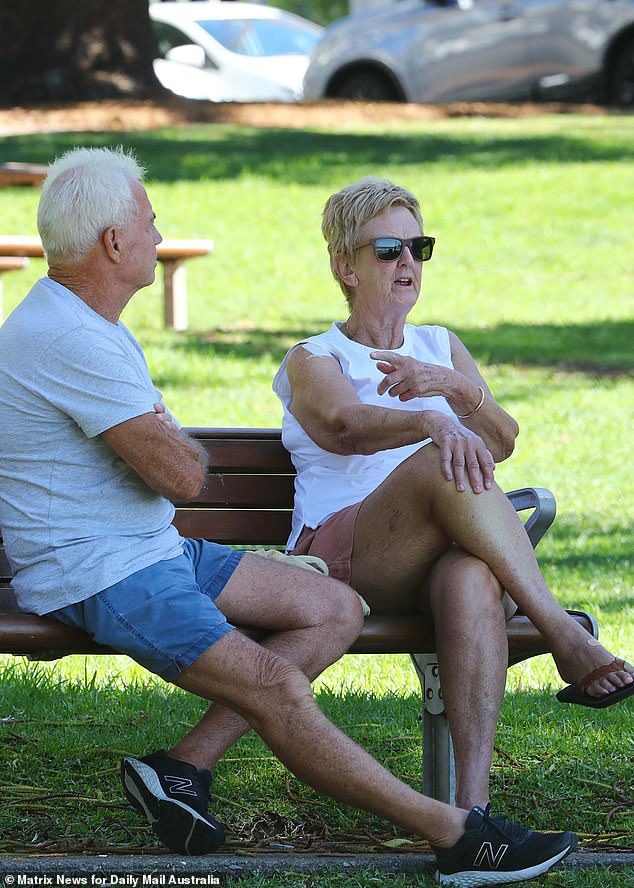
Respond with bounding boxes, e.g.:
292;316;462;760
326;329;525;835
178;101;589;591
424;411;495;494
371;351;454;401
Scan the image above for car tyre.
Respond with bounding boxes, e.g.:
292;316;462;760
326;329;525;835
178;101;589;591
610;37;634;107
331;69;400;102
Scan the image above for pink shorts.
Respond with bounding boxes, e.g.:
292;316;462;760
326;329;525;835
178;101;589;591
291;499;517;620
290;500;363;585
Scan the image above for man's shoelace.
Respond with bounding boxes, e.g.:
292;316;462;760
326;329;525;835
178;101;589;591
480;805;531;841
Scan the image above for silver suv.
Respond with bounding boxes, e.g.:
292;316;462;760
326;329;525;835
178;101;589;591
303;0;634;105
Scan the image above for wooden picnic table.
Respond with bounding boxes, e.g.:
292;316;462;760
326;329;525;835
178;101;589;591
0;235;213;330
0;163;48;187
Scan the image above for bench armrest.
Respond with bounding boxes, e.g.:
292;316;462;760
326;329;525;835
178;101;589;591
506;486;556;549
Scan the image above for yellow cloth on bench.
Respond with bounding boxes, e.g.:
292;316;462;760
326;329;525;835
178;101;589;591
252;548;370;616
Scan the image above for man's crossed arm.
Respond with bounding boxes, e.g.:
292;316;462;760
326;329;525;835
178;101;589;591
101;405;207;502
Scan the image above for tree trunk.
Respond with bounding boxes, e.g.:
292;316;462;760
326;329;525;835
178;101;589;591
0;0;165;105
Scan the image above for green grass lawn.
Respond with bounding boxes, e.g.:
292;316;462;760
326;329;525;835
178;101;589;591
0;110;632;884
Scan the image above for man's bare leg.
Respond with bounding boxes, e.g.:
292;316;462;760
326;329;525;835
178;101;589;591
174;625;468;848
169;554;364;770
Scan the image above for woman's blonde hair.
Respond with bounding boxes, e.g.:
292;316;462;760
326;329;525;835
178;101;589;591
321;177;423;304
37;146;146;261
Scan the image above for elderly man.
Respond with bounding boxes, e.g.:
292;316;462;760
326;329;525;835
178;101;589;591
0;147;577;886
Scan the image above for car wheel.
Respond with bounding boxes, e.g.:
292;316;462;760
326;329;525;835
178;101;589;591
331;69;400;102
610;37;634;107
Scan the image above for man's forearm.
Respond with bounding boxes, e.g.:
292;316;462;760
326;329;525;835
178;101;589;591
101;412;207;501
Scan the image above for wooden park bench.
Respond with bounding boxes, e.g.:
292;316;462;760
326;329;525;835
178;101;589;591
0;428;598;805
0;235;213;330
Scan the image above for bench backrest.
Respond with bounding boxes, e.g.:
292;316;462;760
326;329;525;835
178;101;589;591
173;428;294;546
0;428;294;595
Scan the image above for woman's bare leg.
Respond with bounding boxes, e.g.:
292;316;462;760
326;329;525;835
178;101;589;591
351;443;633;699
423;548;508;810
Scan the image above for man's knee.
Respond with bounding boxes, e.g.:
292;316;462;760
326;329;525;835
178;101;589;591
248;647;316;719
316;576;365;644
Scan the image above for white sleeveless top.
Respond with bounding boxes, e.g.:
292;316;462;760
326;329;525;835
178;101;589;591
272;322;457;550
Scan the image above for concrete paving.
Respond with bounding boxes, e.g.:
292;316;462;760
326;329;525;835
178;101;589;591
0;850;633;883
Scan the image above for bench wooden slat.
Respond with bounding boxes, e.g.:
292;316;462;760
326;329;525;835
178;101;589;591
173;509;292;545
198;439;293;473
0;608;596;662
191;474;295;508
0;256;29;271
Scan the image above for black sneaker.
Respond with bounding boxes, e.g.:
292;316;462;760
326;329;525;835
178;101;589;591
434;805;577;886
121;749;225;855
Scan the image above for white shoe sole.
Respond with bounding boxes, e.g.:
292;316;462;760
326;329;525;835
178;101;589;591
435;842;573;886
121;757;223;855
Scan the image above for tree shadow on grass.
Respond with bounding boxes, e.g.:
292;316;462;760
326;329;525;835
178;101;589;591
2;124;634;184
153;318;633;377
535;517;633;617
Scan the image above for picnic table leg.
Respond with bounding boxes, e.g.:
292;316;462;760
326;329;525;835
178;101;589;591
411;653;456;805
162;259;188;331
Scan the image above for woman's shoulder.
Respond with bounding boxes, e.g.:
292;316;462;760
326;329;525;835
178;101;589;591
407;323;452;359
292;323;344;356
273;324;342;396
407;322;450;342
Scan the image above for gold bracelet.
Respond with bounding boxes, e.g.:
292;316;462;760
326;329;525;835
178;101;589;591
457;385;485;419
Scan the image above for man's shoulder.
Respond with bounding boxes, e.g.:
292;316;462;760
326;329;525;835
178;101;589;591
2;279;85;341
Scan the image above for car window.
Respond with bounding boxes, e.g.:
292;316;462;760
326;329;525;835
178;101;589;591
152;21;193;59
152;20;219;71
198;18;322;57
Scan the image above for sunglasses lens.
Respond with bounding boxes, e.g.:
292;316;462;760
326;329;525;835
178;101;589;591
411;237;433;262
367;236;434;261
373;238;402;261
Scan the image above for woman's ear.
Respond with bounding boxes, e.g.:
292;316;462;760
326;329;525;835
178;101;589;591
334;254;359;288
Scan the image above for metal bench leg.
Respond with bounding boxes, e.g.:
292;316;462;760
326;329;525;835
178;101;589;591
411;653;456;805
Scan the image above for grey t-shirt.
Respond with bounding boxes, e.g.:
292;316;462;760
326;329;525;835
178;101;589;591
0;277;182;614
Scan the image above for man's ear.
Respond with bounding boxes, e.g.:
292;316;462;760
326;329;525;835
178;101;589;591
333;255;359;288
103;226;121;262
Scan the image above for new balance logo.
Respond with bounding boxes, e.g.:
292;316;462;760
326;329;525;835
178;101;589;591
165;775;197;797
473;842;509;869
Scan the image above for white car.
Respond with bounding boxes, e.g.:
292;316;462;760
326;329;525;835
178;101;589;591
150;2;324;102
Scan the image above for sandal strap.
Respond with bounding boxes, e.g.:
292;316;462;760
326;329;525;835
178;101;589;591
581;658;625;690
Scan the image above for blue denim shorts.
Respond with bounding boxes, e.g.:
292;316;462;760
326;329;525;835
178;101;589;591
49;539;245;681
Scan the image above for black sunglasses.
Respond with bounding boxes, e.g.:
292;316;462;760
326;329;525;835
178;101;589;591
356;235;435;263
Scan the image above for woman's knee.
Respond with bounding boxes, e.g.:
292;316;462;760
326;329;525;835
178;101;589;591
430;548;504;613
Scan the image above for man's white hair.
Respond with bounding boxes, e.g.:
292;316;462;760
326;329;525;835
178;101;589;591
37;146;146;261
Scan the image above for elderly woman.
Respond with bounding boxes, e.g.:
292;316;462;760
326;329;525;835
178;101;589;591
273;177;634;812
